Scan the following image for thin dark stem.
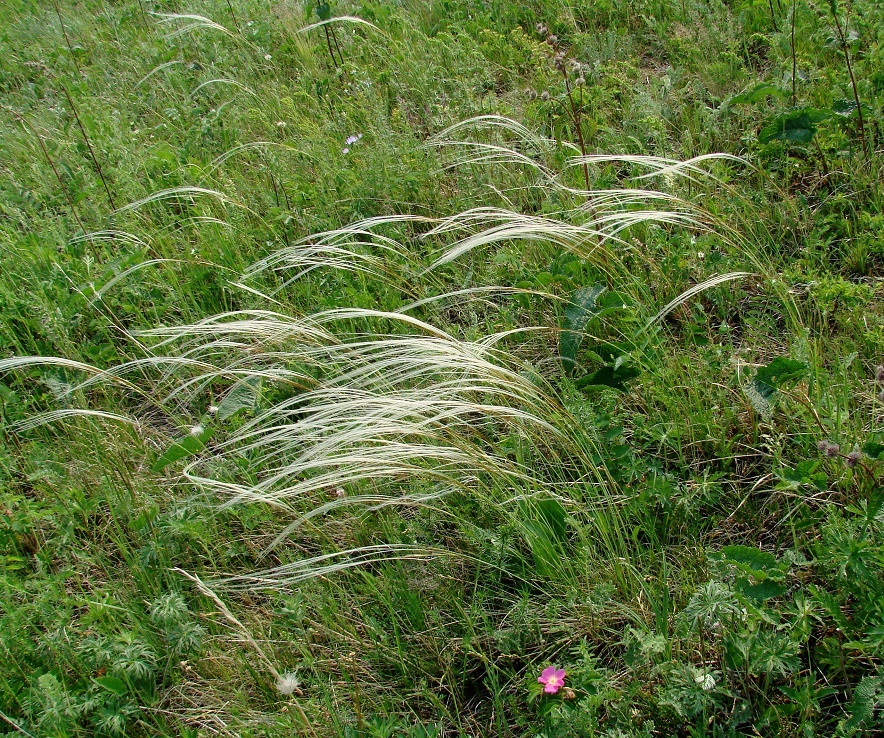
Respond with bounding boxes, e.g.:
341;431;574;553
560;68;590;191
790;0;798;108
10;110;88;237
830;2;867;158
51;0;82;75
268;169;291;247
135;0;148;26
225;0;241;33
322;25;339;67
329;24;345;67
768;0;780;32
62;85;116;210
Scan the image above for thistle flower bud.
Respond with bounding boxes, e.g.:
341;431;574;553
536;23;548;35
825;442;840;458
817;440;830;453
547;34;558;45
876;365;884;383
845;450;862;468
879;389;884;402
525;87;537;99
574;75;586;86
540;90;550;101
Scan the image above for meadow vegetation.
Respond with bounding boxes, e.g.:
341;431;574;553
1;0;884;735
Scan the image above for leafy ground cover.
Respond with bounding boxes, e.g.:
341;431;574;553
1;0;883;735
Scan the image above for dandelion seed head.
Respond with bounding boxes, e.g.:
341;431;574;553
276;672;300;695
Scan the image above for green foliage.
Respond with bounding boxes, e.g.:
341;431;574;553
0;0;883;735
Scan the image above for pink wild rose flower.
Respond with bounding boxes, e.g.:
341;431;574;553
538;666;566;694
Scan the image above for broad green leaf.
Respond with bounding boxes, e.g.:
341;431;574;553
721;545;785;581
735;577;787;602
315;2;331;20
152;425;213;472
759;109;832;144
778;459;823;489
94;675;127;695
832;98;858;117
536;498;568;541
218;377;261;421
862;439;884;460
560;284;605;369
575;362;640;393
730;83;788;105
754;357;808;400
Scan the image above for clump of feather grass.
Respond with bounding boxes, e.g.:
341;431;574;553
0;118;766;591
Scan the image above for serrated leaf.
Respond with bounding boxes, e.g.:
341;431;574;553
759;109;832;144
560;284;606;369
94;675;127;695
722;545;779;570
863;440;884;460
754;357;808;399
721;546;784;580
152;425;213;472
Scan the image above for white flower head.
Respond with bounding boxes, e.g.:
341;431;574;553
276;121;286;128
264;54;272;61
189;424;205;436
208;405;219;414
695;671;717;692
276;672;300;695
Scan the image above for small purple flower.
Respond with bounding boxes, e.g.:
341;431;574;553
538;666;566;694
345;133;363;146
